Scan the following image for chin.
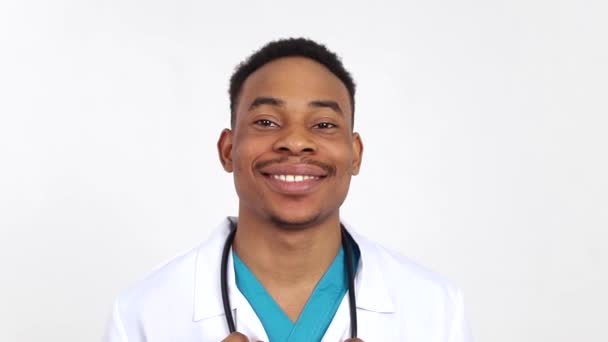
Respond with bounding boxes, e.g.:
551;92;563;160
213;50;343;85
268;211;324;230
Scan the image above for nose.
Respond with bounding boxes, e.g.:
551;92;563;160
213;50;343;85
272;126;316;155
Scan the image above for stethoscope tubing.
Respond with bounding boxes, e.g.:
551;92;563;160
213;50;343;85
220;226;237;333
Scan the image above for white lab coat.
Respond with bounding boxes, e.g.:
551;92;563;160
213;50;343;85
103;218;473;341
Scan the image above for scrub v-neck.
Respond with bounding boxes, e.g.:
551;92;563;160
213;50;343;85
233;241;359;342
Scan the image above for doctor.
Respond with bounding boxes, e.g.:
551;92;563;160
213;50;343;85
103;38;473;342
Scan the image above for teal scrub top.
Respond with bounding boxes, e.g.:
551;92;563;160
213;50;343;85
233;240;360;342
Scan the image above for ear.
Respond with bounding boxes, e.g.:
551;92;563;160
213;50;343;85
351;132;363;175
217;128;234;172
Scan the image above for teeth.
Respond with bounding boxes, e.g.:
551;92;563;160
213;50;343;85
271;175;318;182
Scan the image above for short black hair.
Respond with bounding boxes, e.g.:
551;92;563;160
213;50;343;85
229;37;356;128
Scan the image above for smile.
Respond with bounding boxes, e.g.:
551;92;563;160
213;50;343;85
257;162;331;195
270;174;321;182
261;172;325;195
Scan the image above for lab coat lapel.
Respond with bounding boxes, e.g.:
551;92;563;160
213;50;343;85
322;225;398;341
192;218;268;341
320;294;350;341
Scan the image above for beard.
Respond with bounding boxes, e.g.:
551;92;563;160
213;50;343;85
267;210;327;231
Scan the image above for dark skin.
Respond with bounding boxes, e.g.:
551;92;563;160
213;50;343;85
218;57;364;341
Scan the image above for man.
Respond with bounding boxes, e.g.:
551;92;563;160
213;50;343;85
103;38;472;342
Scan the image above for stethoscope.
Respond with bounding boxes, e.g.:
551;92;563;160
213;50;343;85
220;220;359;339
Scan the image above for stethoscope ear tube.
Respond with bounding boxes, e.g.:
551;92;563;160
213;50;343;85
220;222;358;338
220;226;237;333
341;225;358;338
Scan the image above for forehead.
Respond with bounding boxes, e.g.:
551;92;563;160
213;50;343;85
237;57;352;114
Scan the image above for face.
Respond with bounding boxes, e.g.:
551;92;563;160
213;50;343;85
218;57;363;228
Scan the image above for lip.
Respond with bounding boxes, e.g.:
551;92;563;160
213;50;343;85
258;163;328;195
259;163;329;177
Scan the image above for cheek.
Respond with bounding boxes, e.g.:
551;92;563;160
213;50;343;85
232;140;256;170
232;136;270;174
325;144;354;175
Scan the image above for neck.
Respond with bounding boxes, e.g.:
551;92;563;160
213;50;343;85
232;210;342;288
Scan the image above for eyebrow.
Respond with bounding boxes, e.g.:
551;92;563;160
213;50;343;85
308;100;343;115
249;96;344;116
248;96;285;111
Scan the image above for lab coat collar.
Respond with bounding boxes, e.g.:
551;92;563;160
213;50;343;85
345;222;396;314
192;218;395;322
192;218;238;321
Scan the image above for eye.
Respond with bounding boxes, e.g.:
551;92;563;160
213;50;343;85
314;122;337;129
254;119;279;128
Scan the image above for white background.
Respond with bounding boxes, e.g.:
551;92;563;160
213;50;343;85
1;0;606;341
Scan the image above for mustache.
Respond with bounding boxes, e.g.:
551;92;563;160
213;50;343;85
255;157;336;176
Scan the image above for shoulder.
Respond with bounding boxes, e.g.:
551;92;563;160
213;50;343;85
113;244;202;316
376;239;456;288
352;232;473;341
353;231;464;309
104;245;205;341
104;223;232;341
114;223;229;312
